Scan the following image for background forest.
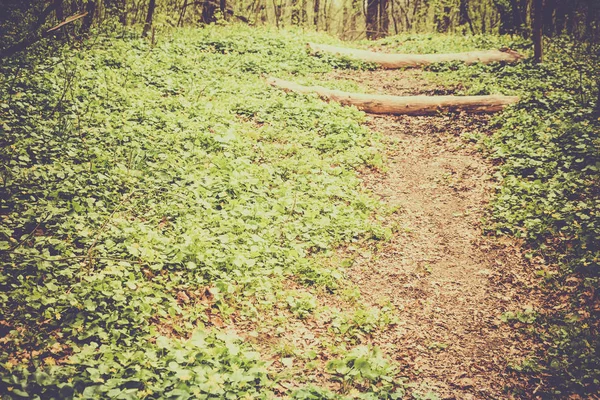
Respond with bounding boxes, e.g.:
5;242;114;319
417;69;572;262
1;0;599;399
1;0;599;43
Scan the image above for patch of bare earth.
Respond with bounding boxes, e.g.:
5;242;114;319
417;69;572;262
334;70;544;398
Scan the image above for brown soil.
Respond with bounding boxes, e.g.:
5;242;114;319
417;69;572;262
331;69;544;398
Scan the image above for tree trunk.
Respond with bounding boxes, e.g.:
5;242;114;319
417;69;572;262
307;42;524;68
435;6;451;33
202;0;217;23
81;1;96;33
543;0;555;35
596;79;600;116
313;0;319;29
267;77;520;115
54;0;63;21
53;0;65;37
379;0;389;37
291;0;300;24
459;0;475;33
390;0;398;34
142;0;156;37
532;0;543;63
366;0;378;39
496;0;513;34
220;0;228;19
301;0;307;24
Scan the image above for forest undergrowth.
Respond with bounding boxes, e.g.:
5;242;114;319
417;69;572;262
0;24;599;399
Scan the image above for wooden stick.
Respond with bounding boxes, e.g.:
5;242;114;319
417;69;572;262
267;77;519;115
307;42;523;69
1;12;88;59
46;12;88;33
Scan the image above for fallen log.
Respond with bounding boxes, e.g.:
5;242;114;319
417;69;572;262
267;77;519;115
307;42;523;69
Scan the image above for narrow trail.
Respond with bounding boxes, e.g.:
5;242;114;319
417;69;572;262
326;70;543;398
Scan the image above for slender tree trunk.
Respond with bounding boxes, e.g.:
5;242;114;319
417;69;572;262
301;0;307;24
532;0;543;63
54;0;63;20
81;1;96;32
272;0;280;27
178;0;188;26
543;0;555;35
379;0;389;36
120;0;128;25
313;0;320;29
291;0;299;24
202;0;217;23
496;0;513;34
366;0;378;39
481;5;486;33
459;0;475;33
596;78;600;116
390;0;398;34
220;0;227;19
53;0;65;37
509;0;522;33
458;0;471;25
142;0;156;37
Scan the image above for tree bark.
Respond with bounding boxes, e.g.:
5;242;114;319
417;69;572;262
435;6;451;33
54;0;64;21
267;77;519;115
142;0;156;37
532;0;543;63
313;0;319;29
220;0;227;19
495;0;513;34
307;42;524;68
379;0;389;37
202;0;217;23
459;0;475;33
300;0;307;24
366;0;378;39
81;1;96;32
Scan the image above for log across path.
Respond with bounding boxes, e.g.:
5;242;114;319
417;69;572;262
308;42;523;69
267;77;519;115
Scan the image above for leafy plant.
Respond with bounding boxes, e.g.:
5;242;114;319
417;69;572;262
325;346;405;399
286;292;318;319
330;306;398;343
0;25;385;398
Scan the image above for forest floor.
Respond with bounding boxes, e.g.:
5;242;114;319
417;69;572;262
321;69;545;398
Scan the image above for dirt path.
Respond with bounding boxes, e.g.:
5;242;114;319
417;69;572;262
328;70;543;398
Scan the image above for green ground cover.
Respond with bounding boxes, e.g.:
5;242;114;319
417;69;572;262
1;23;598;398
0;26;397;399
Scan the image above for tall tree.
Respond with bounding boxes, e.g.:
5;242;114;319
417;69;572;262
459;0;475;33
434;5;451;33
379;0;389;36
366;0;379;38
202;0;217;23
495;0;519;34
142;0;156;37
532;0;543;63
81;0;96;33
